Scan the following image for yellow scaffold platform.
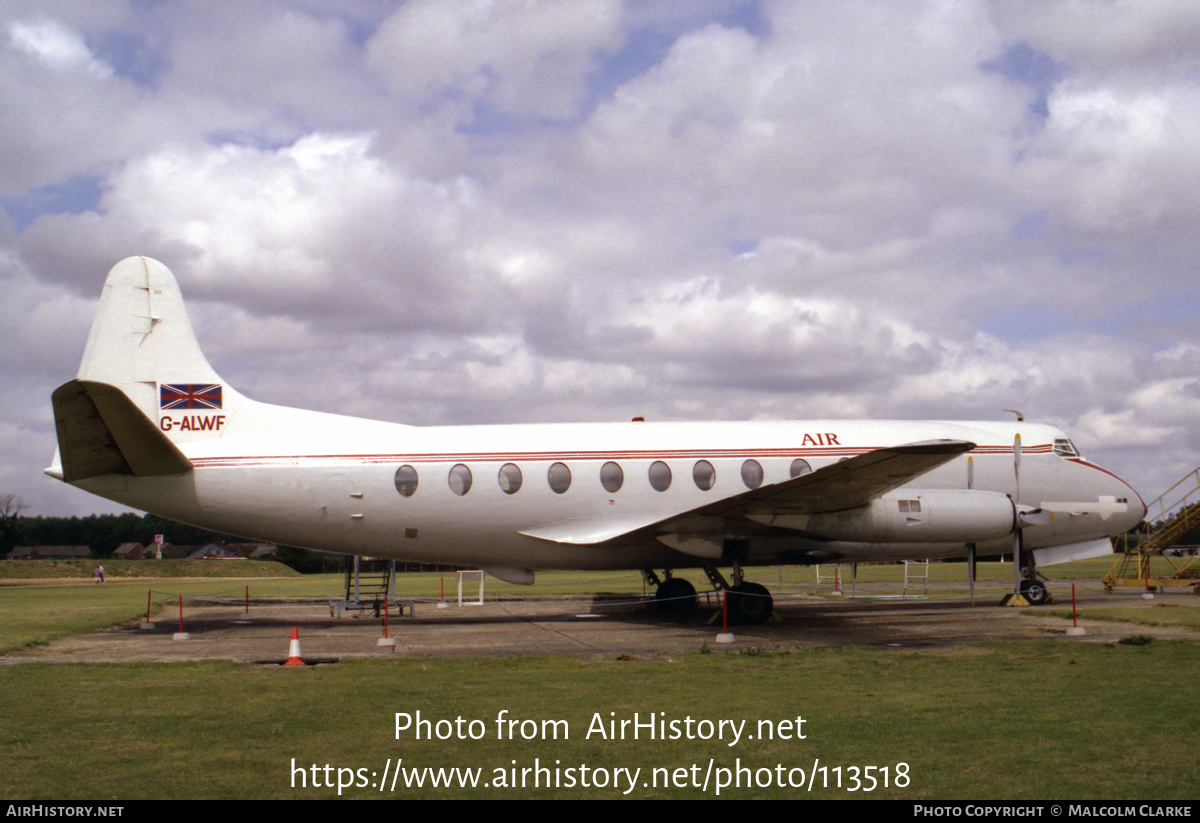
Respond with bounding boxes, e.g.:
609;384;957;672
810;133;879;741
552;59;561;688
1103;468;1200;594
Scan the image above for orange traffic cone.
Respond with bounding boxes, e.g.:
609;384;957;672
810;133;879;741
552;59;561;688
283;627;306;667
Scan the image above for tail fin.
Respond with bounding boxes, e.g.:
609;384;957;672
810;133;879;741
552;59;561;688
76;256;227;420
50;256;243;482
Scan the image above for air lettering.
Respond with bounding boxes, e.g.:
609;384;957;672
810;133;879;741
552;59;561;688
800;433;840;446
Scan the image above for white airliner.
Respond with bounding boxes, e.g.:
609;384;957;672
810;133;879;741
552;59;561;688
47;257;1145;623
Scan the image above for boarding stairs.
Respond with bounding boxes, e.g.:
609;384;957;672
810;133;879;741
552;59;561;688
332;556;410;617
1103;468;1200;594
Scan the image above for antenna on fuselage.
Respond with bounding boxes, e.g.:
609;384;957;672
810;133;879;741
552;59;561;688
1003;408;1025;422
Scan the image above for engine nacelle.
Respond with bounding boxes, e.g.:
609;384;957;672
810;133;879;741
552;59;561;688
754;489;1017;544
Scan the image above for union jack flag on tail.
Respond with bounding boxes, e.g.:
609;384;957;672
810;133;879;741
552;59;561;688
160;383;223;410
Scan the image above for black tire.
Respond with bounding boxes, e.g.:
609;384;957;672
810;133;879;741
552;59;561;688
727;582;773;625
656;577;698;616
1021;578;1048;606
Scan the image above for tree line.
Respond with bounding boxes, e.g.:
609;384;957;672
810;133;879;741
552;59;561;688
5;506;241;559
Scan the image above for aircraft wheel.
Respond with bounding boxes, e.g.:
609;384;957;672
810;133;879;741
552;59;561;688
656;577;698;616
1020;578;1049;606
728;582;773;625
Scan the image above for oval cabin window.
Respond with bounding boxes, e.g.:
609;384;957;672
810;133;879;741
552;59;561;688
448;464;473;496
741;459;763;489
547;462;571;494
498;463;522;494
600;461;624;493
648;460;672;492
394;465;419;497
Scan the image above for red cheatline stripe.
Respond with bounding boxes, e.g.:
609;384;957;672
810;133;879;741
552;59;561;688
188;443;1051;469
192;448;866;467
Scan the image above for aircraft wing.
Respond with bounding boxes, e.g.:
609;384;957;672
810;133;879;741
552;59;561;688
520;439;975;546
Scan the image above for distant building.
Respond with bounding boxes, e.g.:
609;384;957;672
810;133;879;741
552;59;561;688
113;542;146;559
8;545;91;559
157;543;188;560
187;543;244;559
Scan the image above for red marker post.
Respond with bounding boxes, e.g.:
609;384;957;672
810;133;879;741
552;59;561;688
716;589;734;644
140;590;154;630
379;577;396;647
1067;582;1086;636
173;594;190;640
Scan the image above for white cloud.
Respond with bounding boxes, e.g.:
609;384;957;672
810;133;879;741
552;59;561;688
19;133;518;332
3;2;1199;516
366;0;624;120
9;18;112;77
1029;83;1200;238
990;0;1200;70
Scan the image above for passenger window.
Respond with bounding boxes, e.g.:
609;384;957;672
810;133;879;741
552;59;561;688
547;462;571;494
648;460;672;492
789;458;812;478
600;461;624;493
498;463;522;494
741;459;763;489
448;464;472;496
394;465;419;497
693;460;715;491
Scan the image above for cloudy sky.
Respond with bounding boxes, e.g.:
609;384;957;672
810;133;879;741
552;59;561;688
4;0;1199;517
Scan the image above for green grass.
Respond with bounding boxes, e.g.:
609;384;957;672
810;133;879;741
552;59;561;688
0;554;1136;598
0;576;340;654
1042;602;1200;631
1;643;1196;799
0;558;300;582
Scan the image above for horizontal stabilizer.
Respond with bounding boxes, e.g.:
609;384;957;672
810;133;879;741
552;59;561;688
51;379;193;482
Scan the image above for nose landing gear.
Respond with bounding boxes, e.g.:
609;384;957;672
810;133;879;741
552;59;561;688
1019;576;1049;606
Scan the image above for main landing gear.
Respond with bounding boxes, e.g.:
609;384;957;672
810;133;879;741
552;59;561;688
721;581;772;624
643;565;775;625
644;570;698;616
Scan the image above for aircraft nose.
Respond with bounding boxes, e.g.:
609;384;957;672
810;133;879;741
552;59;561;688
1111;471;1147;531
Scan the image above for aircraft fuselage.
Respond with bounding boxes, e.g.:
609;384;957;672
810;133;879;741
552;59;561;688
74;412;1143;570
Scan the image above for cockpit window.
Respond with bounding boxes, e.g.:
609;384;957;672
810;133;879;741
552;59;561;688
1053;439;1080;458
